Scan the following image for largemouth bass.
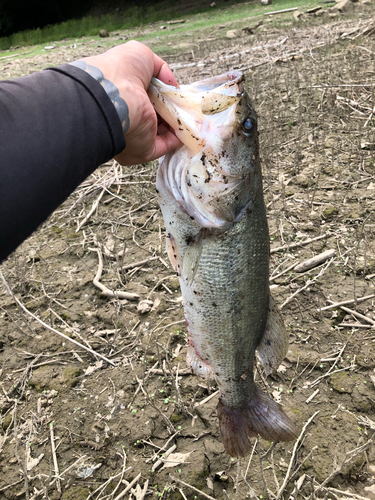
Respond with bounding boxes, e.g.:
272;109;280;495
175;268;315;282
148;71;297;457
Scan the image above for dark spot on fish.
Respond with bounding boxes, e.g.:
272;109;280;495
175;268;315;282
237;249;241;254
266;339;271;346
177;118;182;125
185;235;194;245
212;302;217;307
187;181;191;187
179;128;183;131
155;188;159;193
204;178;210;183
190;216;195;220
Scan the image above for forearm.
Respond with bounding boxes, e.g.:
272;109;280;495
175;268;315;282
0;64;125;263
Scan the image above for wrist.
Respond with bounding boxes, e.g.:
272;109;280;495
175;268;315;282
69;60;130;135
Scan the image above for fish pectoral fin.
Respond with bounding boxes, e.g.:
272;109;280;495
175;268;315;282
187;343;215;379
256;294;289;376
166;233;181;276
182;229;205;285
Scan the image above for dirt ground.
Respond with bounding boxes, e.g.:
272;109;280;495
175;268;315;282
2;3;375;499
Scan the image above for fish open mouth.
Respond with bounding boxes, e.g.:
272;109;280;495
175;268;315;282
148;71;244;154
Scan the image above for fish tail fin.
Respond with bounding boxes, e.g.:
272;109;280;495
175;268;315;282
217;387;297;457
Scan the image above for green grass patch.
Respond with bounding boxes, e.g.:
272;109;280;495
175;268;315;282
0;0;326;52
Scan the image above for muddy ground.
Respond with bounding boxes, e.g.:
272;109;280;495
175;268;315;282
2;3;375;499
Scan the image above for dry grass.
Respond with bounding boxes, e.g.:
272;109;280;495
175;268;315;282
2;7;375;500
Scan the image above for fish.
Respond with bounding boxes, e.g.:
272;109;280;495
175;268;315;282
148;71;297;457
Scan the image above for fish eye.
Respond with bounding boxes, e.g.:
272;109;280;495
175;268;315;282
242;117;252;134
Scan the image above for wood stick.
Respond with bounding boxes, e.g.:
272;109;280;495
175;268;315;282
0;53;20;60
0;271;116;366
270;234;330;254
50;423;61;493
123;256;159;271
340;323;372;329
195;389;220;407
270;261;299;282
319;294;375;311
280;258;332;309
306;389;319;404
325;487;370;500
170;475;217;500
76;187;105;232
92;247;140;300
276;411;320;499
152;445;176;471
113;473;141;500
327;301;375;326
243;438;258;481
265;7;298;15
179;489;189;500
294;249;336;273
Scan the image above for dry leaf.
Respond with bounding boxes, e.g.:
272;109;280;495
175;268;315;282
137;300;153;314
84;360;103;376
272;390;282;402
206;477;214;490
277;364;287;373
27;453;44;471
161;452;191;469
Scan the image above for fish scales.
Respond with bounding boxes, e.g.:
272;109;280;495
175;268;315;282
148;71;297;457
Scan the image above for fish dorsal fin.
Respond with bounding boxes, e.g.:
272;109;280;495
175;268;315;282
182;229;205;285
257;294;289;376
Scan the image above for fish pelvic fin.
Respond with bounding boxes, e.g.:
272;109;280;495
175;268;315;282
257;294;289;376
217;388;297;458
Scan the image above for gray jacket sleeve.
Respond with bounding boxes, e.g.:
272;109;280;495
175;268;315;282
0;64;126;262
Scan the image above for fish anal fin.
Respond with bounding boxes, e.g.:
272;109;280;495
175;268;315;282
166;233;181;276
182;229;205;285
187;343;215;379
217;388;297;458
257;294;289;376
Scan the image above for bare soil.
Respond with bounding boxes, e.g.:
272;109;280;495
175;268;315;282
2;4;375;499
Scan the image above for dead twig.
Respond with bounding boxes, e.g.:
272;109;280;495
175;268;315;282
327;300;375;326
276;411;320;499
49;422;61;493
270;234;331;254
319;293;375;311
0;271;116;366
169;475;217;500
91;247;140;300
76;187;105;232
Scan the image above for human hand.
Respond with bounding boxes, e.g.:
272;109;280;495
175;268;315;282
73;41;182;166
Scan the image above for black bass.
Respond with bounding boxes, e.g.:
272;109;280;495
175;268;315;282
148;72;297;457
